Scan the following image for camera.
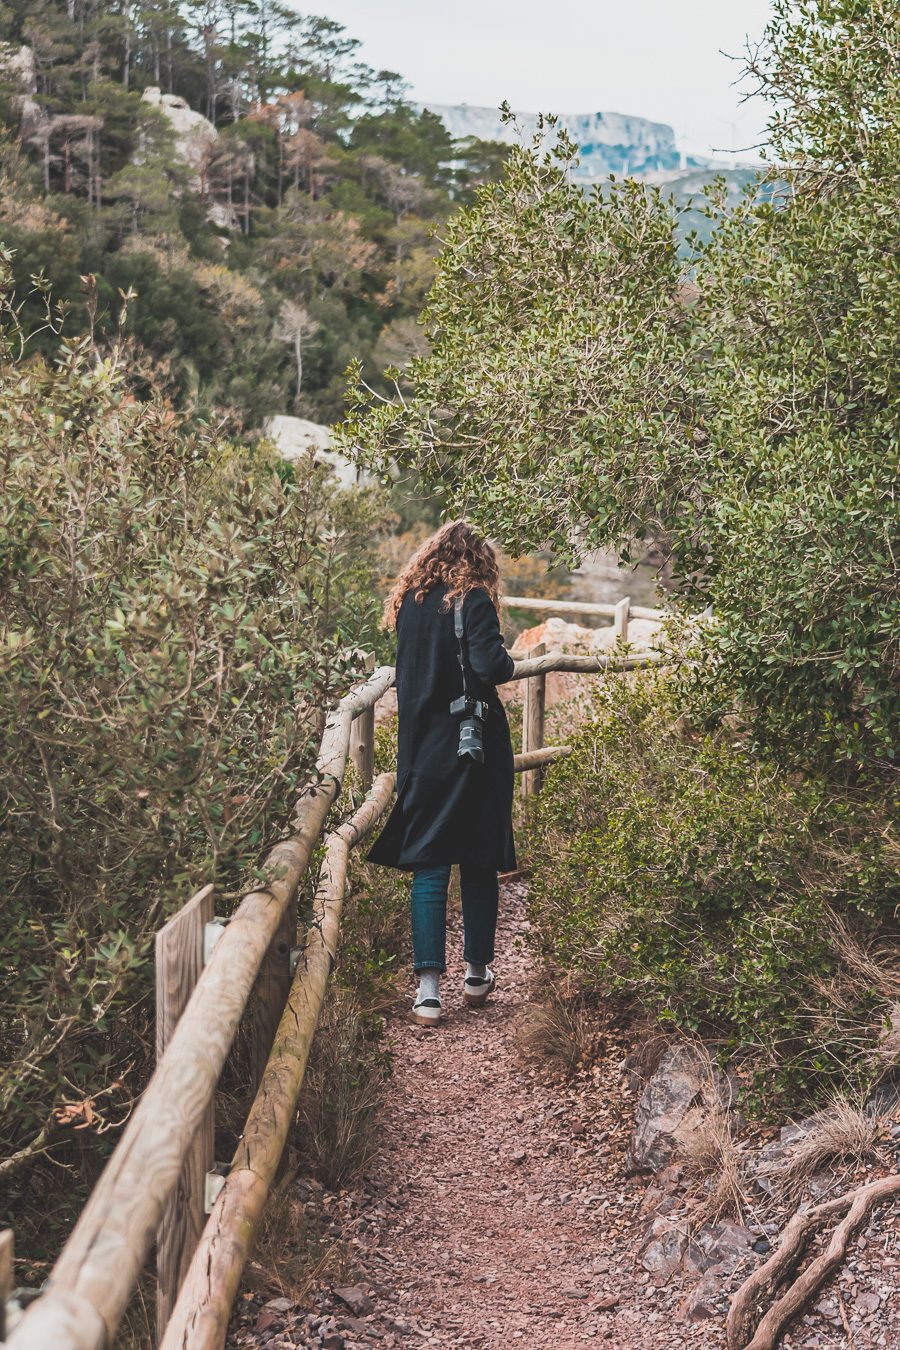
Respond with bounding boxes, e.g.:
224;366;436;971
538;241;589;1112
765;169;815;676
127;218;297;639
450;694;488;763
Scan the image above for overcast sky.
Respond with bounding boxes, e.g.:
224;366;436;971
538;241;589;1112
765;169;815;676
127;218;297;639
310;0;776;161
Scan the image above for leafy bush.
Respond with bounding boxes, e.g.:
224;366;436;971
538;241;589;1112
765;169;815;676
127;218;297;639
0;258;385;1250
525;674;899;1111
344;0;900;767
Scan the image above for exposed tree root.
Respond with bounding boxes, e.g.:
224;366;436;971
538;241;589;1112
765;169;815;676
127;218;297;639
726;1173;900;1350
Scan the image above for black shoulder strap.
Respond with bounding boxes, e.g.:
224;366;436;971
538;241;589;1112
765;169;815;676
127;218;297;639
454;596;470;699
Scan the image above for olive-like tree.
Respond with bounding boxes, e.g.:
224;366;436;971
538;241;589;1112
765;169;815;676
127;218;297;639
342;0;900;766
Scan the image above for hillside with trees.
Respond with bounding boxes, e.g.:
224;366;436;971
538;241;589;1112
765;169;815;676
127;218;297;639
2;2;899;1345
0;1;507;427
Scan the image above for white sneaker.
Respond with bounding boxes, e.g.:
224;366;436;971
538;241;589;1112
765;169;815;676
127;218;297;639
412;995;443;1026
464;968;496;1008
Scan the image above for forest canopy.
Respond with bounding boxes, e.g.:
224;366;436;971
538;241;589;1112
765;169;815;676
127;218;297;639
0;1;508;425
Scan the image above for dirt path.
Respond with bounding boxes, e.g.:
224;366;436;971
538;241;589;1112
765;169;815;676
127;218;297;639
230;879;898;1350
344;876;692;1350
229;880;726;1349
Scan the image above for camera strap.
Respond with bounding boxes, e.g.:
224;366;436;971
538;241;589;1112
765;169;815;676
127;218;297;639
453;597;471;701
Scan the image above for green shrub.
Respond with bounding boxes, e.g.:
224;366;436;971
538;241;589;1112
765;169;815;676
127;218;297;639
344;0;900;768
0;258;386;1251
524;674;899;1111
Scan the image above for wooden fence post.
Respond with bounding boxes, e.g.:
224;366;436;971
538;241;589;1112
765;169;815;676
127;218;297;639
0;1229;13;1341
155;884;215;1343
521;641;546;798
614;596;631;643
349;653;376;791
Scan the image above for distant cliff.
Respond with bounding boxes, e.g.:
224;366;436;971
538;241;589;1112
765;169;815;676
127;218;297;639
423;103;706;182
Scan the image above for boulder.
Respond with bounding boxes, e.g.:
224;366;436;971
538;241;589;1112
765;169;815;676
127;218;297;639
264;414;375;490
332;1285;373;1317
637;1215;691;1282
677;1269;729;1322
748;1115;824;1196
639;1213;755;1286
141;86;218;177
516;614;662;655
625;1043;735;1175
684;1220;756;1276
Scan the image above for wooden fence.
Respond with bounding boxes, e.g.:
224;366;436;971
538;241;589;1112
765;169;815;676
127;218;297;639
1;618;661;1350
504;593;667;645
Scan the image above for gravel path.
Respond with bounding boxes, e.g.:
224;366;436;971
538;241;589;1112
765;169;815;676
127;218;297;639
230;878;898;1350
355;877;660;1348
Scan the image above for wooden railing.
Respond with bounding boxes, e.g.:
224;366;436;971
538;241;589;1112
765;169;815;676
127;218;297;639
1;630;661;1350
505;593;666;645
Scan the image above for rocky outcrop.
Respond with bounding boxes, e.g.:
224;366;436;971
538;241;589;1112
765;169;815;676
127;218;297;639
516;613;662;656
638;1213;756;1286
141;86;217;178
424;103;688;182
626;1043;735;1175
0;44;44;138
263;415;374;490
139;86;242;229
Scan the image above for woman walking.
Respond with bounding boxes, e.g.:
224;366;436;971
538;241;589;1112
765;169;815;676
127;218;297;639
368;521;517;1025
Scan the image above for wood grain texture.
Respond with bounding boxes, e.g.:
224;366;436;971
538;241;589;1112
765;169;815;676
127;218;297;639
0;1229;13;1340
349;654;377;791
249;901;296;1092
613;596;631;642
510;651;662;680
160;774;396;1350
155;884;215;1340
505;594;664;621
2;1289;107;1349
521;642;546;799
513;745;572;772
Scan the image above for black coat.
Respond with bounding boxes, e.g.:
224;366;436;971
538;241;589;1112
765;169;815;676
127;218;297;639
367;584;517;872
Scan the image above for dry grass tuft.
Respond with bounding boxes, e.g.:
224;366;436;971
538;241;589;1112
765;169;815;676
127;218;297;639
682;1105;747;1224
809;909;900;1017
116;1278;157;1350
515;981;597;1074
760;1097;886;1204
295;987;388;1191
619;1018;674;1091
874;1002;900;1071
247;1180;350;1304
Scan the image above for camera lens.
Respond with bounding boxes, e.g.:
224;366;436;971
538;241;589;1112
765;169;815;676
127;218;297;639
457;717;485;763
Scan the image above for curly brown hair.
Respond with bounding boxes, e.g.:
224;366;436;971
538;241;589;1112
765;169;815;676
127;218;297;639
382;520;502;629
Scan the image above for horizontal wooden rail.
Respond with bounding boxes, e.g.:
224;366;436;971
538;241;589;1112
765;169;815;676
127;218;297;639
510;650;662;679
160;774;396;1350
514;745;571;771
505;594;665;622
7;667;396;1350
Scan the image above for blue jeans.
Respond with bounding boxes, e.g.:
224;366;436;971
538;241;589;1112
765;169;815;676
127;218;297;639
410;865;499;973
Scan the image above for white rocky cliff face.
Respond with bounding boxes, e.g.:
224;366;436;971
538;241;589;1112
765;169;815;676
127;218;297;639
139;88;216;175
424;103;695;181
0;44;44;138
140;86;241;229
264;416;374;490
